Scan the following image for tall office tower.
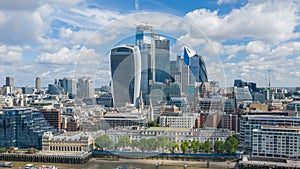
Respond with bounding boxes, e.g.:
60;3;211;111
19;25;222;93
183;46;208;84
170;55;182;83
110;44;141;107
181;65;190;94
136;24;153;94
5;76;14;93
154;38;171;83
35;77;41;92
61;78;77;98
77;77;95;98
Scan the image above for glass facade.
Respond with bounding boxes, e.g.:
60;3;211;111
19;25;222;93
154;39;171;83
136;25;153;94
110;45;141;107
0;109;56;149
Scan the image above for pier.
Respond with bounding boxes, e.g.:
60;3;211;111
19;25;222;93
0;152;92;164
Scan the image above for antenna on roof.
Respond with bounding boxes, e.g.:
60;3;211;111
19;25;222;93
268;69;271;91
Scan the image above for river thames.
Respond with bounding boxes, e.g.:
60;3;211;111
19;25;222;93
3;159;234;169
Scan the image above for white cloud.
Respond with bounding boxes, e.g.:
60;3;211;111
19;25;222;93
185;0;299;42
204;41;222;55
0;45;23;63
291;72;300;77
37;47;74;64
245;41;270;54
0;4;53;45
41;71;51;77
37;46;100;65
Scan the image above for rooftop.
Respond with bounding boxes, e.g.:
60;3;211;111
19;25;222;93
146;127;191;132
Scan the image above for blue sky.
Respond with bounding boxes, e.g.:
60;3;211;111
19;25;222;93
0;0;300;87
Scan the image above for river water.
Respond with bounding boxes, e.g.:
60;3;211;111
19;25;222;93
4;159;231;169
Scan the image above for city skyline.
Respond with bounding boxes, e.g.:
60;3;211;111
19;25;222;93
0;0;300;87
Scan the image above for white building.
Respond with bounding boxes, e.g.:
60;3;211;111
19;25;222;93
77;77;94;98
240;115;300;150
160;115;195;128
42;131;94;155
106;127;231;146
252;125;300;160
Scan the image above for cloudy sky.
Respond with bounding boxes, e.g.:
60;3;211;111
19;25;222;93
0;0;299;88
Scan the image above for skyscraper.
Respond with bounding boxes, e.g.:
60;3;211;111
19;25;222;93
136;24;172;97
183;46;208;84
5;76;14;93
136;24;153;94
61;78;77;98
77;77;94;98
154;38;171;83
110;44;141;107
36;77;41;92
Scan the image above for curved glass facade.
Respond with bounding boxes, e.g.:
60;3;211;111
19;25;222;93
110;45;141;107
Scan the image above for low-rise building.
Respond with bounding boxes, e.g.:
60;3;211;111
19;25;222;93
42;131;94;155
99;113;147;130
106;127;231;146
160;115;196;128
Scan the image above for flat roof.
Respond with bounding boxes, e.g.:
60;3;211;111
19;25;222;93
146;127;191;132
261;125;300;131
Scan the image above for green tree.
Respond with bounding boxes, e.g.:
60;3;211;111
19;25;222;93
0;147;6;153
224;136;239;154
139;138;148;152
130;139;139;151
180;141;189;154
198;142;204;152
203;141;211;153
214;141;224;154
93;124;99;131
95;135;114;150
118;136;130;149
157;136;168;151
147;138;158;151
147;121;155;127
168;140;178;153
191;140;199;153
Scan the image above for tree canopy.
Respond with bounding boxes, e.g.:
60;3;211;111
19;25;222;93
95;135;114;150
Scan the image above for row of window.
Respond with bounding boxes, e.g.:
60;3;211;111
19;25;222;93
48;145;82;151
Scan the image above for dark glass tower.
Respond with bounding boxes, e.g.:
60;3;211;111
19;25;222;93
110;44;141;107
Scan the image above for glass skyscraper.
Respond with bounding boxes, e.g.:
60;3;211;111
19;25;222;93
110;44;141;107
183;46;208;84
136;24;171;94
154;38;171;83
136;24;153;94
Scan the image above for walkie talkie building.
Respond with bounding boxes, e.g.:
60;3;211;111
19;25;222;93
110;44;141;107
